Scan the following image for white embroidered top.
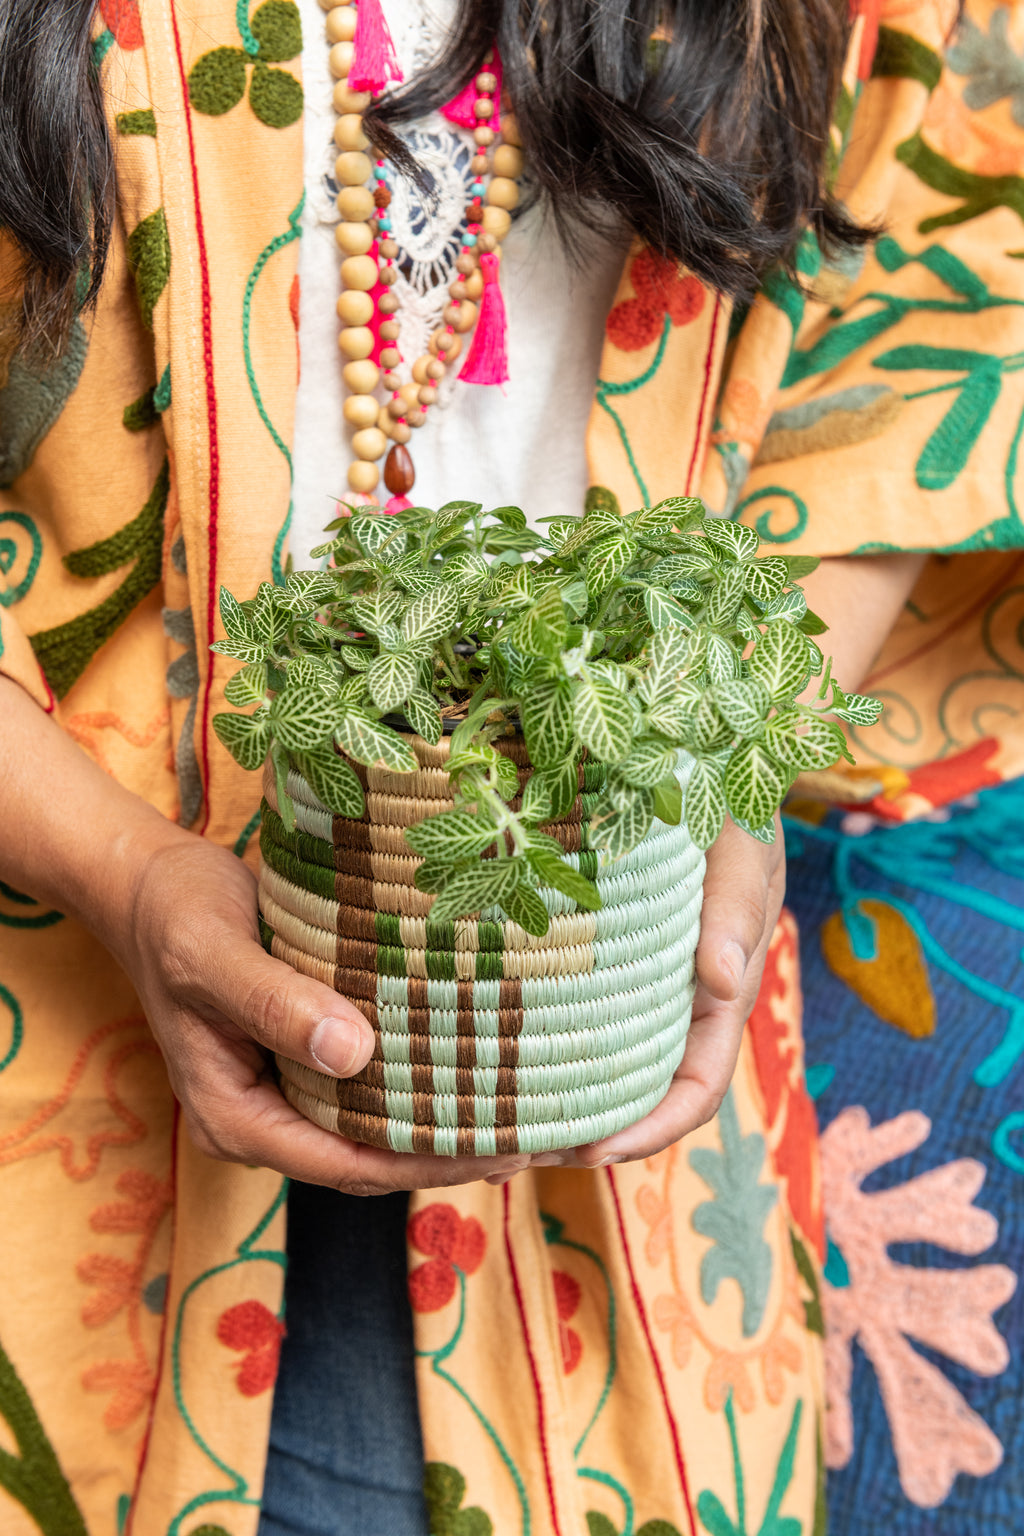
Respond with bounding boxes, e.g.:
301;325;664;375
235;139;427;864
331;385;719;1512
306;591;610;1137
291;0;627;560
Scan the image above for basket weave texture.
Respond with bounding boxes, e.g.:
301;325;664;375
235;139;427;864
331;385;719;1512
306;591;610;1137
258;734;705;1155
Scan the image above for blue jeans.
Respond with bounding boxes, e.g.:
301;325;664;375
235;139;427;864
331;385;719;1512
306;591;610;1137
258;1184;430;1536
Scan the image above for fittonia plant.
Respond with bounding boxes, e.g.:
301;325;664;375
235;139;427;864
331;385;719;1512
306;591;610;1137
212;491;880;936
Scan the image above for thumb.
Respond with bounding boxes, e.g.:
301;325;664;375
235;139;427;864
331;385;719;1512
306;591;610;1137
198;935;376;1079
695;818;782;1003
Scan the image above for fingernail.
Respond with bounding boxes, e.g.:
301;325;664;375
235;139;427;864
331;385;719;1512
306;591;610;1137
592;1153;625;1168
485;1171;517;1186
310;1017;365;1077
721;940;746;996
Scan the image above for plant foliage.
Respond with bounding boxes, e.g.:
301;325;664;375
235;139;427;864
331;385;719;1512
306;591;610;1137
212;494;879;935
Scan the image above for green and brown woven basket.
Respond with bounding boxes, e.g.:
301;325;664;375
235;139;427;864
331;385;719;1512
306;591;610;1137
258;735;705;1155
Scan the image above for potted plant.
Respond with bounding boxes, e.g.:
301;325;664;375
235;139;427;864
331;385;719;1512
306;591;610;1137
212;491;879;1155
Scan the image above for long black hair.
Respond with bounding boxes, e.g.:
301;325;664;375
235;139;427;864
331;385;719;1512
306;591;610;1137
2;0;863;354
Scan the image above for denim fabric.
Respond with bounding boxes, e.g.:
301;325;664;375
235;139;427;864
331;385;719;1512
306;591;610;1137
258;1184;430;1536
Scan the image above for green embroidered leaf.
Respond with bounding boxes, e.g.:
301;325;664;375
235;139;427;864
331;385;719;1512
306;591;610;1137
685;758;726;847
213;711;270;771
0;1331;89;1536
224;662;268;706
690;1088;778;1336
403;688;443;743
405;811;501;862
187;46;248;115
714;678;770;737
520;679;574;768
790;1229;825;1337
116;108;157;136
585;1515;618;1536
403;584;460;643
126;208;171;330
584;485;623;518
915;360;1002;492
122;385;159;432
367;649;420;712
506;881;550;936
249;61;304;127
636;1524;685;1536
250;0;302;62
335;712;418;773
574;673;633;762
423;1462;494;1536
294;746;365;817
723;740;787;827
748;621;812;699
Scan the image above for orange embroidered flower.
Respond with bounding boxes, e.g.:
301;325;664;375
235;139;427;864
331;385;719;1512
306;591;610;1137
407;1204;486;1312
100;0;143;49
216;1300;286;1396
605;249;705;353
552;1270;583;1373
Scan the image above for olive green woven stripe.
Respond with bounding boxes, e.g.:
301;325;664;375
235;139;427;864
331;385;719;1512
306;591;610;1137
261;831;336;902
580;761;606;792
259;915;275;952
262;800;335;870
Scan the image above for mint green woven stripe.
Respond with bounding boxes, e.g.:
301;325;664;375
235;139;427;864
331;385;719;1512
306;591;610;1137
375;909;412;1153
471;968;500;1157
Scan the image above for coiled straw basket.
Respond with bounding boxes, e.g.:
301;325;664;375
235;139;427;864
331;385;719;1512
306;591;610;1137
258;734;705;1155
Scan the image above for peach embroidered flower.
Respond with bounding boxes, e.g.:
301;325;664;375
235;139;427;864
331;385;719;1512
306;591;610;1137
605;250;705;352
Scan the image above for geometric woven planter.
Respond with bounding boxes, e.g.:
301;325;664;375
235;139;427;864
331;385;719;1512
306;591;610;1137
258;734;705;1156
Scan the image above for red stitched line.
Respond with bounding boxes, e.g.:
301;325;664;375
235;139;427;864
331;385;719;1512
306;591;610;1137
167;0;220;836
685;293;722;496
124;1101;180;1536
606;1166;697;1536
502;1183;563;1536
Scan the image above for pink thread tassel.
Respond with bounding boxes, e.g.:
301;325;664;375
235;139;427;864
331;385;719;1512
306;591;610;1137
459;253;509;386
348;0;404;94
441;48;502;130
384;495;413;513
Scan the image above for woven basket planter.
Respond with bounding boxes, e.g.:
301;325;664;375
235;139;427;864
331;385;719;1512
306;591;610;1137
258;734;705;1155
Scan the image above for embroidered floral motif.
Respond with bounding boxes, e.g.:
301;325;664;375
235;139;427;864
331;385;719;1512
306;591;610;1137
552;1269;583;1373
408;1203;486;1312
948;6;1024;126
605;249;705;353
187;2;303;128
215;1299;286;1396
423;1461;493;1535
99;0;143;51
820;1105;1017;1506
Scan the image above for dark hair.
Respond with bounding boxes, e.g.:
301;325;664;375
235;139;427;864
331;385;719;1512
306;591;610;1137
2;0;862;353
0;0;113;355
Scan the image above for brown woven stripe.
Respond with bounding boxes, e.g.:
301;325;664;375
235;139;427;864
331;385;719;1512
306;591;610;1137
456;979;476;1123
495;975;523;1153
332;815;373;853
333;797;384;1134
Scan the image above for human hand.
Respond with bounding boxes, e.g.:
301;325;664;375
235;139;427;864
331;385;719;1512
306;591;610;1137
115;831;530;1194
512;815;785;1176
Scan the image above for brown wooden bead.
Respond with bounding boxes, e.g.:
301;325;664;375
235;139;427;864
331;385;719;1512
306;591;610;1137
335;150;372;186
470;153;489;175
389;420;412;445
336;185;375;221
473;125;495;146
329;41;355;78
429;328;462;362
335;221;374;256
492;144;524;178
379;238;399;259
456;252;477;276
384;444;415;495
378;292;400;314
338;325;374;359
387;395;407;420
473;97;494;120
352;426;387;461
374;186;392;209
448;300;477;333
334;113;368;150
348;460;379;494
475;71;498;94
477;231;498;253
418;385;438;405
340;254;378;291
343;394;380;428
326;6;357;41
411;356;433;385
342;359;379;393
337;289;374;325
379;346;402;368
501;114;523;146
407;407;427;428
382;369;401;389
482;206;511;239
378;265;398;286
448;277;468;299
379;319;401;341
426;359;446;380
333;82;371;113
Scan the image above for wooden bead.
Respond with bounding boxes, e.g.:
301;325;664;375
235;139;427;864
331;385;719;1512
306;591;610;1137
475;70;498;94
492;144;524;178
482;206;511;239
473;125;495;146
338;325;375;360
335;150;372;186
379;238;399;259
329;41;355;78
463;270;484;300
384;443;415;495
335;221;374;256
473;97;494;120
445;300;477;333
348;460;379;493
429;328;462;361
442;301;462;327
456;252;478;276
378;291;400;314
334;114;368;150
344;394;380;427
448;278;467;300
470;153;489;175
352;426;387;461
477;231;498;253
336;185;375;221
378;265;398;287
333;82;371;113
382;369;401;389
379;346;401;369
342;359;380;393
340;254;378;291
337;289;374;325
326;5;357;41
486;177;519;211
418;385;438;405
427;359;446;380
399;382;419;407
407;407;426;428
390;420;412;445
387;395;407;419
501;114;523;146
379;319;401;341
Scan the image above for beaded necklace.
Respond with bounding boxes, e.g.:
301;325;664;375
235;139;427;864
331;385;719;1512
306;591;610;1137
319;0;526;506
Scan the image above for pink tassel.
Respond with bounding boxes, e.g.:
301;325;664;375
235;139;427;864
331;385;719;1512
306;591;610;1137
349;0;404;94
384;495;412;513
441;48;502;130
459;253;509;386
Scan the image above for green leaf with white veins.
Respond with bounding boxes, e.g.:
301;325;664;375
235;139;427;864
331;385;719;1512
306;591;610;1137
512;586;567;659
335;712;418;773
723;741;787;827
520;679;574;768
367;649;420;712
706;632;741;683
764;712;846;770
219;585;256;644
594;786;653;858
586;533;638;597
615;740;679;788
507;882;551;937
429;859;518;922
529;757;580;819
224;662;267;707
744;557;789;607
748;621;812;699
832;693;883;727
403;585;460;643
405;810;501;862
574;672;633;761
762;589;808;625
645;587;690;630
703;519;759;560
213;711;269;771
270;662;335;752
338;645;372;671
444;550;489;591
526;841;601;909
706;565;748;628
714;677;770;736
402;688;442;743
350;591;404;634
689;693;733;752
647;624;707;697
685;757;726;847
294;746;366;817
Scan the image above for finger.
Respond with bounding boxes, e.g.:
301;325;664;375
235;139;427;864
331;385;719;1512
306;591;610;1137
187;933;377;1080
695;817;784;1003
